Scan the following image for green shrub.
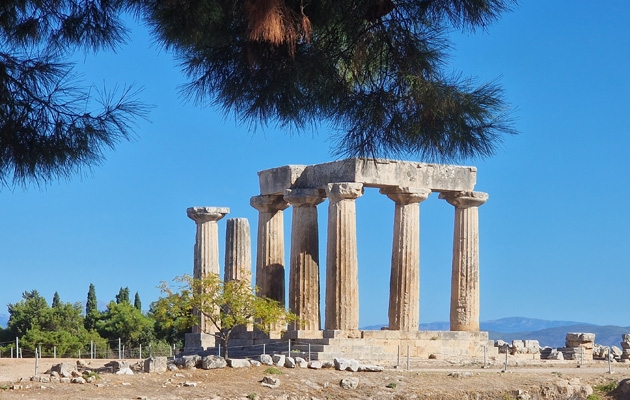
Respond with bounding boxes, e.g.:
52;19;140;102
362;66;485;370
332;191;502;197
386;382;397;389
263;367;282;375
594;381;618;393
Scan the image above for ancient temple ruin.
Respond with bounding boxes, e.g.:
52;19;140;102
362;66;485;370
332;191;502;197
185;158;494;360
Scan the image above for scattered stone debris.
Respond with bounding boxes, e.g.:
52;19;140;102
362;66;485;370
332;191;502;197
448;371;473;378
340;377;359;389
261;376;280;388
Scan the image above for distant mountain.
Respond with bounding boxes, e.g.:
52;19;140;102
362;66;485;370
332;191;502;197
361;317;630;348
480;317;590;333
489;324;630;348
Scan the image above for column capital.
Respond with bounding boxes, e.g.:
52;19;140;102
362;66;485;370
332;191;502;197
250;194;289;212
187;207;229;223
380;186;431;205
439;191;488;208
325;182;363;202
284;188;326;207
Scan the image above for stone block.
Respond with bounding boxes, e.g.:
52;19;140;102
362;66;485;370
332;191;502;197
144;357;168;373
201;355;227;369
227;358;250;368
272;354;285;367
260;354;273;365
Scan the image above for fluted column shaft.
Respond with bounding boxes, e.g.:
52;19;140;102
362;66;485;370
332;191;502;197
440;191;488;332
285;189;326;331
325;182;364;331
225;218;252;283
187;206;229;334
381;187;431;331
250;195;289;305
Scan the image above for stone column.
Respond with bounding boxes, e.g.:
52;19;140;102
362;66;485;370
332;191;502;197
250;195;289;305
284;188;326;331
439;191;488;332
325;182;363;332
186;206;229;335
380;186;431;331
224;218;252;283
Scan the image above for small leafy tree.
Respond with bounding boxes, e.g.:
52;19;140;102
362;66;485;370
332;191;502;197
96;301;154;348
156;274;296;359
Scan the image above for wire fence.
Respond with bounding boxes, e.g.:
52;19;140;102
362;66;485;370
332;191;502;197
0;338;178;360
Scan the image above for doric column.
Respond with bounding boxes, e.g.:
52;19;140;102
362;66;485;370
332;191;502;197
224;218;252;283
284;188;326;331
325;182;363;331
439;191;488;332
250;195;289;305
187;206;229;334
380;186;431;331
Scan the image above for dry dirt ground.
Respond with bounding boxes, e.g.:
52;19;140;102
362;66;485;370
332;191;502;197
0;357;629;399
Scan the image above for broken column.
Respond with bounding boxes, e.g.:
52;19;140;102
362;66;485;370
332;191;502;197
250;195;289;305
380;186;431;331
325;182;363;333
440;191;488;332
561;332;595;361
285;188;326;331
224;218;252;283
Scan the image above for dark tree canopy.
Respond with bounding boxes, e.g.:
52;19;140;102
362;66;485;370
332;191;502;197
0;0;147;189
133;0;516;161
134;291;142;311
85;283;99;330
116;286;130;304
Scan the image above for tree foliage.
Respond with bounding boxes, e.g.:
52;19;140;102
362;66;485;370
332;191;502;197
156;274;296;358
134;291;142;311
115;286;130;304
85;283;99;331
96;300;154;347
133;0;516;161
0;0;147;189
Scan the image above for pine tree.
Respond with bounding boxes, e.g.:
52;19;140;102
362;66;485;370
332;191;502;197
0;0;147;189
51;292;61;308
116;287;130;304
134;292;142;311
132;0;517;161
85;283;99;331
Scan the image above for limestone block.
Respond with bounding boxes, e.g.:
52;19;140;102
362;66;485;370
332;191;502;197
227;358;251;368
340;377;359;390
565;332;595;344
612;346;623;357
272;354;285;367
144;357;168;373
295;357;308;368
358;364;384;372
260;354;273;365
284;357;296;368
201;355;227;369
51;363;77;378
308;360;322;369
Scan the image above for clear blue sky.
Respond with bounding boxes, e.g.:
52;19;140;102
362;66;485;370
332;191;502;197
1;0;628;328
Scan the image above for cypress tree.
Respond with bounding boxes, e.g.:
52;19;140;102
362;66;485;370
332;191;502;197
85;283;98;331
134;292;142;311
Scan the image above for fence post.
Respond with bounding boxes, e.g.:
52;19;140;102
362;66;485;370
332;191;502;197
10;347;13;359
54;346;57;359
149;344;152;358
504;344;509;371
139;344;142;360
288;339;291;354
308;343;311;361
218;343;221;358
16;337;19;358
35;348;39;377
608;347;612;374
263;344;266;355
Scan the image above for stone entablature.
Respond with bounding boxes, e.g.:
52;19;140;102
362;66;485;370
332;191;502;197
251;158;488;335
258;158;477;195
